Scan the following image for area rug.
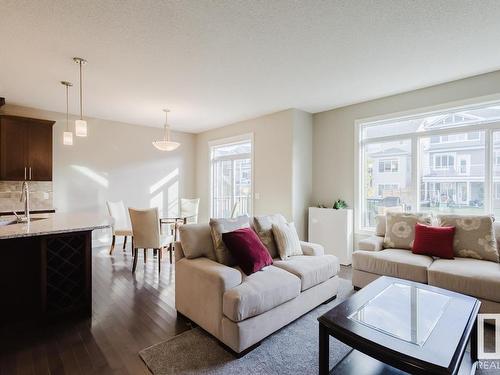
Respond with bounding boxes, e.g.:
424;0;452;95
139;278;354;374
139;278;489;374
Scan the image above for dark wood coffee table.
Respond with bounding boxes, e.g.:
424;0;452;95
318;276;480;375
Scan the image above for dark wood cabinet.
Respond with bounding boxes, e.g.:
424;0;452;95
0;115;55;181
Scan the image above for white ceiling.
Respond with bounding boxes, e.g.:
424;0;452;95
2;0;500;133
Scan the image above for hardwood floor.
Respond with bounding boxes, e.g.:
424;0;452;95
0;248;495;375
0;244;190;375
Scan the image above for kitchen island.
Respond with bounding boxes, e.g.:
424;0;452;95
0;213;111;325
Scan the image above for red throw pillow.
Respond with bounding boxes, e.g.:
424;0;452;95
222;227;273;275
412;223;455;259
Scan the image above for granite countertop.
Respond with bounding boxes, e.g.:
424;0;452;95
0;213;112;239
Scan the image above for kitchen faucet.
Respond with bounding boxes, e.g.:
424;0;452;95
15;180;30;223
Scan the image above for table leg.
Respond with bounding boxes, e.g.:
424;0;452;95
319;323;329;375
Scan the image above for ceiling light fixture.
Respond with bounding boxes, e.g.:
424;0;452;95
61;81;74;146
73;57;88;137
152;109;180;151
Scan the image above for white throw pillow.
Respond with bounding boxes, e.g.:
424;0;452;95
272;222;303;260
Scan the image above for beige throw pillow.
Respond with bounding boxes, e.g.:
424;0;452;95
437;215;499;263
384;212;431;250
209;215;250;265
252;214;287;258
179;224;217;261
272;222;303;260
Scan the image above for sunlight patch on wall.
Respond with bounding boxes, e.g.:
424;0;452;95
150;191;164;216
149;168;179;194
168;181;179;217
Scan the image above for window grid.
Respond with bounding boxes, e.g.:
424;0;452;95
358;106;500;232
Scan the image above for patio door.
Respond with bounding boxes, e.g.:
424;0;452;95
210;136;253;218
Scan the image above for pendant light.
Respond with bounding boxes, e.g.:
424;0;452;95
73;57;88;137
152;109;180;151
61;81;74;145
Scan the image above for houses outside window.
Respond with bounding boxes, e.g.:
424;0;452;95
378;184;400;197
433;154;455;169
378;159;399;173
495;151;500;167
495;183;500;200
358;101;500;231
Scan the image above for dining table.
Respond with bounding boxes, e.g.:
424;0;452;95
160;215;196;244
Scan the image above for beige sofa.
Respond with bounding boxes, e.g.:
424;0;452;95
353;215;500;313
174;223;340;354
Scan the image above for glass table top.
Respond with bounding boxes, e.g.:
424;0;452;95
348;282;451;346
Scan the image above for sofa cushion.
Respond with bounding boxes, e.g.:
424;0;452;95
209;215;250;266
223;266;301;322
375;214;386;236
437;214;499;263
222;227;273;275
252;214;287;258
428;258;500;303
273;255;339;291
352;249;434;283
384;212;432;250
179;223;217;261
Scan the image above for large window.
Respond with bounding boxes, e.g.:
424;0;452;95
210;136;252;218
358;101;500;231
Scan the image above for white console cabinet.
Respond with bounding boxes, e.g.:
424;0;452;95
308;207;353;265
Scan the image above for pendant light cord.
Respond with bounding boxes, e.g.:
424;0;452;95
79;61;83;120
66;84;69;131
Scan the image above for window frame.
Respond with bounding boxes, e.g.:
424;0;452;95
208;133;254;219
354;96;500;235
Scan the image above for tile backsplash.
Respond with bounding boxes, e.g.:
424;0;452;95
0;181;53;212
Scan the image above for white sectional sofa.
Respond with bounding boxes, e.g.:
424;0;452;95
353;215;500;313
174;223;340;355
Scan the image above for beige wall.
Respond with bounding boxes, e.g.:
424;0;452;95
195;108;313;239
292;109;313;239
195;109;294;225
1;104;196;242
313;70;500;234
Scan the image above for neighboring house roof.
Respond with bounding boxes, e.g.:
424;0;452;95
369;147;409;158
418;112;485;131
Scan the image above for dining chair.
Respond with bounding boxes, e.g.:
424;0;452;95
180;198;200;224
128;207;173;273
106;200;133;255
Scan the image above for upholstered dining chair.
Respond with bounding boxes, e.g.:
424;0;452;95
128;207;173;273
180;198;200;224
106;200;133;255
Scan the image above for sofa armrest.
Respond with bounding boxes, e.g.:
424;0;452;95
300;241;325;256
175;257;242;337
358;235;384;251
174;241;185;262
